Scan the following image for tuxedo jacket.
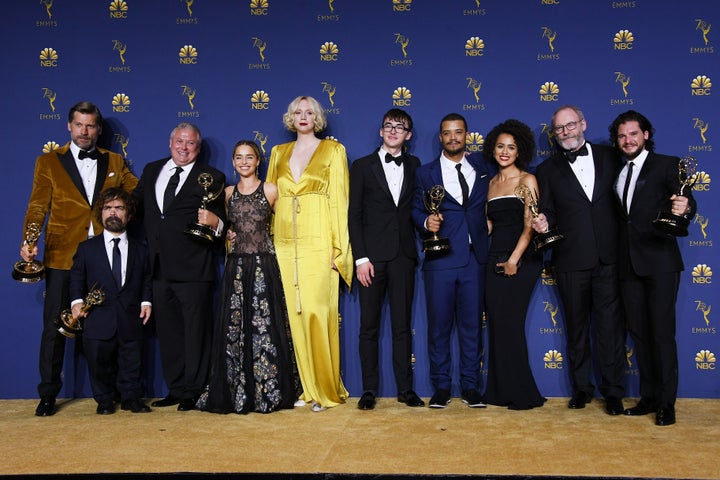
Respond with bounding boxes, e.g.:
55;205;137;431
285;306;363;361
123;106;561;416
132;158;226;282
348;149;420;263
411;154;491;270
616;152;697;277
535;143;622;272
23;142;138;270
70;234;152;341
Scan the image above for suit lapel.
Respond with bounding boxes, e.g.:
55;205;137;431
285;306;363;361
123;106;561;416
58;149;90;205
399;155;413;201
369;151;394;203
91;236;118;294
91;151;110;208
554;153;590;203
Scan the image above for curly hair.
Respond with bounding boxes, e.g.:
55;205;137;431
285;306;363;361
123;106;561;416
483;119;536;171
94;187;135;224
282;95;327;133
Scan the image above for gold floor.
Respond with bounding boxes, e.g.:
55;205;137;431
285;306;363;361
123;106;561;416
1;397;719;478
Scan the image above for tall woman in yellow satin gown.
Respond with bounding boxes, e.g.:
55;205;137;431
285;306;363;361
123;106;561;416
266;96;352;411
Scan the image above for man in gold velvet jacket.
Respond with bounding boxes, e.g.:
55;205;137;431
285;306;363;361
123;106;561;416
20;101;138;416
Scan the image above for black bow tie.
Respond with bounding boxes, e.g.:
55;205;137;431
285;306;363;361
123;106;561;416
564;143;588;163
385;152;402;166
78;149;99;160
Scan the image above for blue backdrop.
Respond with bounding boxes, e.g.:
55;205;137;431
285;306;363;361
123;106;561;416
1;0;717;400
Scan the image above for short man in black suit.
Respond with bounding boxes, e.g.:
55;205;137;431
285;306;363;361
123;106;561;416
132;122;226;411
70;188;152;415
609;110;695;426
349;109;424;410
532;105;626;415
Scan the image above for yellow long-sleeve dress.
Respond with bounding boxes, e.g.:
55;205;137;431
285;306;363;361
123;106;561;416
266;139;352;407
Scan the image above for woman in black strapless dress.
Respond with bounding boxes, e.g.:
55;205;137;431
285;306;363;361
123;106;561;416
482;120;546;410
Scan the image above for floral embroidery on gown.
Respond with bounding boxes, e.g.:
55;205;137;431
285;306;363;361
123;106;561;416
197;183;300;414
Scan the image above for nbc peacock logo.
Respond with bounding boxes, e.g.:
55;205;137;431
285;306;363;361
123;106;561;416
613;29;634;50
250;0;269;15
543;349;564;369
179;45;198;65
465;37;485;57
109;0;128;19
320;42;339;61
695;350;716;370
42;141;61;154
111;93;131;113
691;75;712;96
392;0;412;12
691;264;712;284
39;48;58;67
539;82;559;102
692;171;711;192
392;87;412;107
465;132;484;153
251;90;270;110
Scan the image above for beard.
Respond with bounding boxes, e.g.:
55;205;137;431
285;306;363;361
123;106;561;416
103;216;126;233
443;143;465;157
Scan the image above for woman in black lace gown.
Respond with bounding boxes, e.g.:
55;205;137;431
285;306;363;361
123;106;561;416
482;120;546;410
197;140;300;414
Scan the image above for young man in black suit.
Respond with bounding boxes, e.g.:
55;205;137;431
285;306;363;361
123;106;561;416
349;109;424;410
132;122;226;411
609;110;695;426
70;188;152;414
532;105;626;416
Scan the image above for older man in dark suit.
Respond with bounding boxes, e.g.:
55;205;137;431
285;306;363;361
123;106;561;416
70;188;152;415
21;101;138;416
349;109;424;410
609;110;695;426
532;105;626;416
132;122;226;411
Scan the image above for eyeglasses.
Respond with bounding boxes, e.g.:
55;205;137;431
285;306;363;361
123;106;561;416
382;123;408;133
552;120;582;134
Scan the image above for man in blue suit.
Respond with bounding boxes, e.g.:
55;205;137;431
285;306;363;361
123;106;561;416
412;113;490;408
70;187;152;415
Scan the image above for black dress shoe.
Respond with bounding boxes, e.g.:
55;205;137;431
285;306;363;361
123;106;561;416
605;396;624;415
568;391;592;409
429;389;451;408
398;390;425;407
624;398;658;416
151;395;180;407
357;391;376;410
655;406;676;426
461;389;487;408
35;396;57;417
121;398;151;413
96;402;116;415
177;397;197;411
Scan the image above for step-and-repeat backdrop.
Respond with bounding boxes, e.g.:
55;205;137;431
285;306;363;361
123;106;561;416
1;0;717;399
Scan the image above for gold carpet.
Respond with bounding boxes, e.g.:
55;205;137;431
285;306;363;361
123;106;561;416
1;397;718;479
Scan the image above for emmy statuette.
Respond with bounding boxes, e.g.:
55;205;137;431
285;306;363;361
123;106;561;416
422;185;450;253
515;184;564;251
12;222;45;283
652;155;698;237
184;172;224;243
55;287;105;338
